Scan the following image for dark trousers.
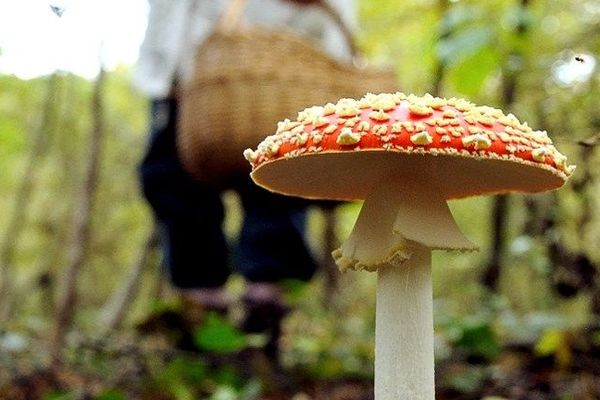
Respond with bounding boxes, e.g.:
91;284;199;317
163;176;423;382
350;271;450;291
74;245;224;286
139;99;317;289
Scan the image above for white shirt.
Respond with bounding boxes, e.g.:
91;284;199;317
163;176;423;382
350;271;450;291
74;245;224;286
133;0;356;99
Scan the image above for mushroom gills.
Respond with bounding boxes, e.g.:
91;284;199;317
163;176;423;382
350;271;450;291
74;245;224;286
332;178;477;272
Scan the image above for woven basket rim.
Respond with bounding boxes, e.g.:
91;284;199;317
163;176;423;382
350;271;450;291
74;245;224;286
177;13;398;186
199;24;338;52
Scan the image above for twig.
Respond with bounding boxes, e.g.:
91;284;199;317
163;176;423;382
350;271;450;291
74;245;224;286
576;133;600;147
50;66;107;364
100;227;159;333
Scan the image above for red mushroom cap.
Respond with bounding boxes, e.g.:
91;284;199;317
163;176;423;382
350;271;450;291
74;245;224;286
245;93;574;201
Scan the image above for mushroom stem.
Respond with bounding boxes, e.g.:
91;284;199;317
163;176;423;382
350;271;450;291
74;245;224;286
332;178;476;399
376;243;434;400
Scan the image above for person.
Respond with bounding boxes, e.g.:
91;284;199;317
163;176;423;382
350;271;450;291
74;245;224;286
132;0;355;358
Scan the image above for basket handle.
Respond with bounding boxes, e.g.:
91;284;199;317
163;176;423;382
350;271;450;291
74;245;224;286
316;0;359;58
216;0;359;57
217;0;248;33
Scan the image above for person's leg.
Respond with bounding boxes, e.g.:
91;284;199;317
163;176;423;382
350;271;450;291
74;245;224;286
139;98;230;295
235;178;318;359
235;179;318;284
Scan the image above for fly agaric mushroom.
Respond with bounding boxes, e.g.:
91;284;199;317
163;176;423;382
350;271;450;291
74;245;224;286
244;92;574;399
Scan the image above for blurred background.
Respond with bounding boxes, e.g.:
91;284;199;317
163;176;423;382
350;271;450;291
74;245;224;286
0;0;599;399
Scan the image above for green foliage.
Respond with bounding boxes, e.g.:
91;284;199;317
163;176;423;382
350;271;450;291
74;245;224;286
535;328;572;368
43;390;79;400
0;114;26;154
280;279;310;304
95;390;127;400
194;313;248;354
438;25;493;67
144;354;262;400
281;275;375;380
165;357;209;383
444;34;499;96
444;316;501;361
146;357;209;400
445;365;488;394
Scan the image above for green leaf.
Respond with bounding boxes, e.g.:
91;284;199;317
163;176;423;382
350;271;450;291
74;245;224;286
170;381;195;400
535;328;565;357
446;46;499;96
166;357;208;383
212;365;243;388
281;279;308;303
96;390;127;400
43;391;78;400
451;318;500;360
534;328;572;368
438;26;493;67
194;313;248;354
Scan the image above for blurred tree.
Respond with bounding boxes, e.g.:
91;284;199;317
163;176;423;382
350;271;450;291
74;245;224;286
51;66;106;363
482;0;532;291
0;74;60;324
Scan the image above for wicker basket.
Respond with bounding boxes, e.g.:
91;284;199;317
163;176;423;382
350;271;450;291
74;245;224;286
178;0;398;187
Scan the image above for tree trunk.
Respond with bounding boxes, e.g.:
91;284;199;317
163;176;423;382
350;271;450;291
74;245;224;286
0;74;59;324
481;0;531;291
483;194;509;290
50;67;106;364
321;204;339;307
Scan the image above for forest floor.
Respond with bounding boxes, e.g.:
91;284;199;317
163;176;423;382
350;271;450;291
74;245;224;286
2;345;600;400
2;310;600;400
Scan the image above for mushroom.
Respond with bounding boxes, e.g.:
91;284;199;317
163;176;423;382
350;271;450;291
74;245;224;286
244;92;574;399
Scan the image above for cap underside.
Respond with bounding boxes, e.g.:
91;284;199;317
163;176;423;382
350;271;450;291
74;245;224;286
251;149;566;201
